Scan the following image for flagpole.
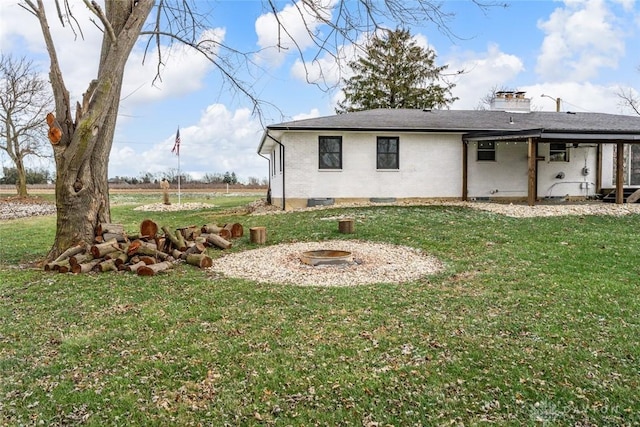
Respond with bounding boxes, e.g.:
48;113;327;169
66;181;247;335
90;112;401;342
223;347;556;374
177;148;181;205
172;127;182;205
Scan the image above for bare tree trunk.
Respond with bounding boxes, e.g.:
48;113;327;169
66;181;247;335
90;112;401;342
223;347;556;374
15;156;27;197
25;0;154;261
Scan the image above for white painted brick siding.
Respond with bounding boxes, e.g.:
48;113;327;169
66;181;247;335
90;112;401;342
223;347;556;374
280;131;462;199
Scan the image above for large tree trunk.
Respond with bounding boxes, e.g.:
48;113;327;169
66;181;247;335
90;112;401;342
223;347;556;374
26;0;154;261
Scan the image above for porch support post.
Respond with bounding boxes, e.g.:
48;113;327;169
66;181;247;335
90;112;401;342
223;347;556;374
462;140;468;201
527;138;537;206
596;143;602;194
616;142;624;204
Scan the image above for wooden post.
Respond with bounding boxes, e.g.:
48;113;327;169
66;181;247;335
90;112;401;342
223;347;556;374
462;140;468;201
527;138;537;206
249;226;267;244
338;219;355;234
616;142;624;204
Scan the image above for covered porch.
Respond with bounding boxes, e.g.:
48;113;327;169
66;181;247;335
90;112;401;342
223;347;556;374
462;129;640;206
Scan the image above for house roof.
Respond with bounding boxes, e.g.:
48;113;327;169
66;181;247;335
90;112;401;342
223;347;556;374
259;109;640;153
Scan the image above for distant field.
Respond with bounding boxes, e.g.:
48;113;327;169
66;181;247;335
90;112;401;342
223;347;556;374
0;184;268;198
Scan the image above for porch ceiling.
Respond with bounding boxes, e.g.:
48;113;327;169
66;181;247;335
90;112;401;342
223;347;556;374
463;129;640;143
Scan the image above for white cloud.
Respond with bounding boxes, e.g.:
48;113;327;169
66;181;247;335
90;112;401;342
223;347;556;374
291;109;322;121
522;81;632;114
121;29;223;106
536;0;626;82
109;104;266;181
447;44;525;109
254;0;337;67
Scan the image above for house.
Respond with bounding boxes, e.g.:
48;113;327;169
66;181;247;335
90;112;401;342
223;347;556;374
257;97;640;210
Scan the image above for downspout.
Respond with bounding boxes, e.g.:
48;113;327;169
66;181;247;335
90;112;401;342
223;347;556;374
257;152;272;204
267;133;286;210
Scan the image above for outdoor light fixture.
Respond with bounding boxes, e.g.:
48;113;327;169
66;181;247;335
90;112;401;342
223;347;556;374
541;94;561;112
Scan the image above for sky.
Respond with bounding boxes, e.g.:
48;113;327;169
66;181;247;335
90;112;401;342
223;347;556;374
0;0;639;183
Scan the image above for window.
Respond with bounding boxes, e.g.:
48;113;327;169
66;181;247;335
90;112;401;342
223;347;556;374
377;137;399;169
319;136;342;169
477;141;496;161
271;150;276;176
549;143;569;162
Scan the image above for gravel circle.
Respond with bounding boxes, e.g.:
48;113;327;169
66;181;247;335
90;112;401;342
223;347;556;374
133;202;215;212
209;240;444;287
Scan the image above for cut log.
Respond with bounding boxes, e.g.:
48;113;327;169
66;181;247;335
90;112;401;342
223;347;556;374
186;253;213;268
52;243;87;263
338;218;355;234
171;249;184;260
137;261;173;276
90;238;120;258
138;256;156;265
206;233;232;249
249;227;267;244
178;225;201;241
162;226;187;251
626;188;640;204
125;260;148;273
97;259;118;272
95;223;125;236
102;232;128;243
201;224;232;239
112;251;130;267
46;259;70;273
201;223;223;234
69;253;93;268
175;229;187;251
136;246;173;261
223;223;244;238
184;242;207;256
140;219;159;238
72;259;101;274
127;239;143;255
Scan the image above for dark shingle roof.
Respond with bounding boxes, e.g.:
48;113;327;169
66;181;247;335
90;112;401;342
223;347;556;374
266;108;640;134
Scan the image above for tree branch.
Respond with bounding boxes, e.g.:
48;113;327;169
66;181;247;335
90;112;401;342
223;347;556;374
83;0;117;43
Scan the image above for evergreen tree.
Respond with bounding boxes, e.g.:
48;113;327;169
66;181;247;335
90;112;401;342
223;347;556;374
337;28;457;113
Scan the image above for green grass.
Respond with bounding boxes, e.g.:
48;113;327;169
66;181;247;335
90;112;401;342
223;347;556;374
1;195;639;426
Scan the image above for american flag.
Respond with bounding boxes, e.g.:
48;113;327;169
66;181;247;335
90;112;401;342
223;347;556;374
171;128;180;155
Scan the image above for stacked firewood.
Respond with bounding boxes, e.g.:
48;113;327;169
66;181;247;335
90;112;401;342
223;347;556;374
43;219;243;276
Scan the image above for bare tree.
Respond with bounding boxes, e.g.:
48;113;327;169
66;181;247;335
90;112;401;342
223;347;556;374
474;85;511;110
0;54;53;197
618;87;640;116
21;0;494;261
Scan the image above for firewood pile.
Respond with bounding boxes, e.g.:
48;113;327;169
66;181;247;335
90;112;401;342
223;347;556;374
43;219;243;276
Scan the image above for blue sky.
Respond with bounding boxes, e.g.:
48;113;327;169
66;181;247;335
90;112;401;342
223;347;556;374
1;0;639;182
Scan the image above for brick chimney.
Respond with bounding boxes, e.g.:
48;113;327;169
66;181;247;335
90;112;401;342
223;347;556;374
490;91;531;112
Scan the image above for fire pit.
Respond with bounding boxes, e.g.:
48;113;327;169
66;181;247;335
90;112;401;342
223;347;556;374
300;250;353;266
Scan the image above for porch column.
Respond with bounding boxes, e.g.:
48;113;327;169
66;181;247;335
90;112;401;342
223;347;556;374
616;142;624;204
527;138;537;206
596;144;602;194
462;141;468;201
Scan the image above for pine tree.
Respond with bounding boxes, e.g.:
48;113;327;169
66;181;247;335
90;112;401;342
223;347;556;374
337;28;457;113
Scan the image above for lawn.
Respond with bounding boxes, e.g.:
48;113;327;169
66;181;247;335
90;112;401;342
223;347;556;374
1;194;639;426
